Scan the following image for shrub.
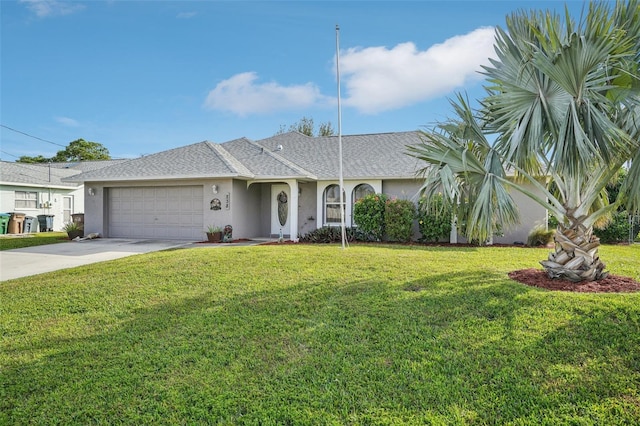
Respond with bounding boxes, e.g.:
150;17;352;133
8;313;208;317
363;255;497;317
62;221;81;232
594;211;631;243
299;226;361;243
353;194;387;241
417;195;452;242
527;225;555;247
384;198;415;242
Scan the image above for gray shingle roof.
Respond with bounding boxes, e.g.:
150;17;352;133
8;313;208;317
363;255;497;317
45;159;128;172
253;131;423;179
64;131;425;182
222;137;316;179
0;161;81;188
66;141;254;182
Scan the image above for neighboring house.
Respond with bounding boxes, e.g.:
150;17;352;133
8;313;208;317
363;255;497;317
67;131;548;243
0;160;124;232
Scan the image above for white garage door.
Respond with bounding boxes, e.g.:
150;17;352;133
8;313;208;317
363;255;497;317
108;186;204;240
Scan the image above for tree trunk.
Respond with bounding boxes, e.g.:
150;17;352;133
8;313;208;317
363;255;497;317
540;220;608;282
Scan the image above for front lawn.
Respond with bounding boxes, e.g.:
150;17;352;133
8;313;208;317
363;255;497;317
1;244;639;424
0;232;68;251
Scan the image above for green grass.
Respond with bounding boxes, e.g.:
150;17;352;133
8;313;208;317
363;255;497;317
1;244;639;424
0;232;68;250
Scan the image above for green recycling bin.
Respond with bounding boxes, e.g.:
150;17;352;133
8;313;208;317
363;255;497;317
0;213;10;234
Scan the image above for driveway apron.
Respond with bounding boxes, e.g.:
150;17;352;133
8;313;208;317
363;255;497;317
0;238;194;281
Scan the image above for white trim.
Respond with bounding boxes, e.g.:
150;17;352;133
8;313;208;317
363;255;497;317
317;180;382;228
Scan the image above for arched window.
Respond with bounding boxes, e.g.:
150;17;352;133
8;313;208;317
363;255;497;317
351;184;375;225
324;184;345;224
352;184;375;203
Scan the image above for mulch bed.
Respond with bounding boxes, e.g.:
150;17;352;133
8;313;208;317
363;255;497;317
508;268;640;293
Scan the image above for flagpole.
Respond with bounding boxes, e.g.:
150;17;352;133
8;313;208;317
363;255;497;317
336;24;346;250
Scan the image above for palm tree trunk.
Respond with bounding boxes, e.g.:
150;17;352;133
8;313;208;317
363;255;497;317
540;218;608;282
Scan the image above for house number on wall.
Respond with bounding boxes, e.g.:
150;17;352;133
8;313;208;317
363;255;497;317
225;193;230;210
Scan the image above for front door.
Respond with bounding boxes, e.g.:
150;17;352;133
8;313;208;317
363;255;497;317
63;196;72;223
271;184;290;237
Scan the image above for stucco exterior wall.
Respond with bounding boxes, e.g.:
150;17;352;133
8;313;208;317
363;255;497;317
0;184;84;232
381;179;422;202
297;181;317;237
231;179;262;239
493;183;547;244
203;179;234;237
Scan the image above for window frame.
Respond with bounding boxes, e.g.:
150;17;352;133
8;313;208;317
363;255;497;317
15;191;38;209
323;184;346;225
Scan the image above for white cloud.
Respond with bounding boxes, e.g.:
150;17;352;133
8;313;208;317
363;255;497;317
204;27;496;117
55;116;80;127
19;0;85;18
339;27;496;114
203;72;327;116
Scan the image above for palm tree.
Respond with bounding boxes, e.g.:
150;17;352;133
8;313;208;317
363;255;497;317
409;1;640;282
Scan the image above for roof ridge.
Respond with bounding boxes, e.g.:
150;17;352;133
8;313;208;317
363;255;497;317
204;141;254;177
250;139;317;179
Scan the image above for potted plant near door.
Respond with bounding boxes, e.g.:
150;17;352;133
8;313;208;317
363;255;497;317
206;225;222;243
63;221;84;240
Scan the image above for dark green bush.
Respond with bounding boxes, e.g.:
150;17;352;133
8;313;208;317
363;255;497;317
384;198;415;242
526;225;555;247
417;195;452;242
353;194;387;241
299;226;361;243
594;211;631;243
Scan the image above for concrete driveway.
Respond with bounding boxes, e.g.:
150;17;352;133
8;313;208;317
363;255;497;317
0;238;195;281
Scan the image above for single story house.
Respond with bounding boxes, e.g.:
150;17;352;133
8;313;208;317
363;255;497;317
0;160;123;232
66;131;547;243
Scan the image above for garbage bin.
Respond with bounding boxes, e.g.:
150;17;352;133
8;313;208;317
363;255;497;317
37;214;55;232
8;213;26;234
0;213;10;234
23;216;36;233
71;213;85;230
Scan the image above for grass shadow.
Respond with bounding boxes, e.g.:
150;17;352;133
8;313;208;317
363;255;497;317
2;246;639;424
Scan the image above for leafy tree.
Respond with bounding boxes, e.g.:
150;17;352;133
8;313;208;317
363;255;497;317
17;139;111;163
318;121;336;137
408;1;640;282
17;155;49;163
276;116;335;137
51;139;110;161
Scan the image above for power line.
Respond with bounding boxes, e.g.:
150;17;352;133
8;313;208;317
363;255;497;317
0;150;20;159
1;124;67;147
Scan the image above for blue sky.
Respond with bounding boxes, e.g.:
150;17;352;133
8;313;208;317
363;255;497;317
1;0;585;160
